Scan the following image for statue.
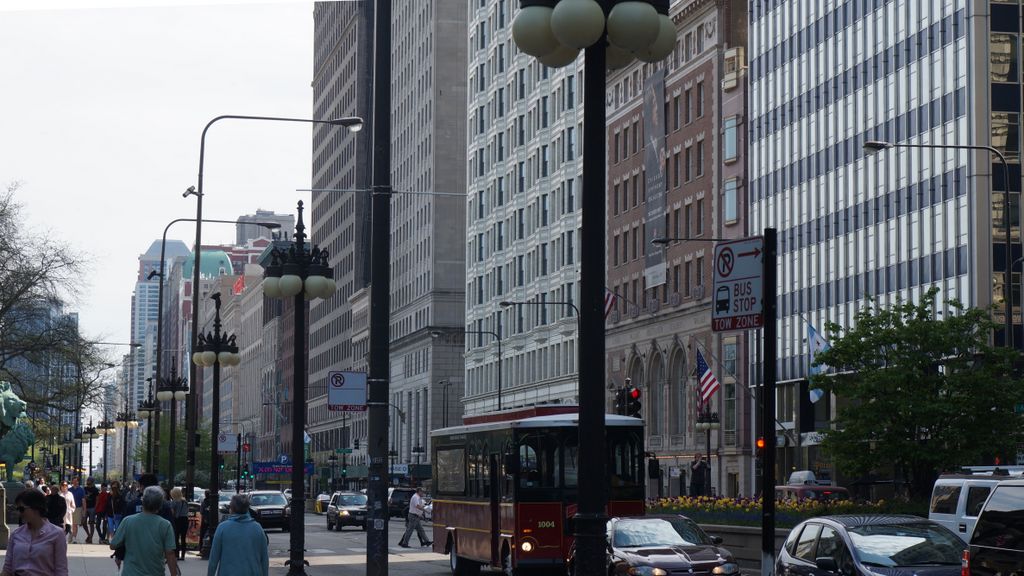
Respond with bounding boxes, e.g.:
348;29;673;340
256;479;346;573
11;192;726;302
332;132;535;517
0;381;34;548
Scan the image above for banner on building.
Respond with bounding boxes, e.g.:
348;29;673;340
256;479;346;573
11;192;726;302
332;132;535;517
643;69;668;288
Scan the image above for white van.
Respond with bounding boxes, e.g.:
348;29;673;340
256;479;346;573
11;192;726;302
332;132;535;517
928;474;1015;543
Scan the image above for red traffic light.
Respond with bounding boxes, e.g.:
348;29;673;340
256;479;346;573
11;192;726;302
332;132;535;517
629;387;641;400
756;437;766;449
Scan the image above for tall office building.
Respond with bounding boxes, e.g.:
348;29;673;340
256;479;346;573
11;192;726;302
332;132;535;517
606;0;751;498
749;0;1008;478
385;0;467;476
308;1;375;484
465;1;583;415
235;209;293;245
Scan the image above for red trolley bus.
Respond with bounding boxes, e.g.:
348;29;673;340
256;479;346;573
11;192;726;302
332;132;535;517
430;406;645;575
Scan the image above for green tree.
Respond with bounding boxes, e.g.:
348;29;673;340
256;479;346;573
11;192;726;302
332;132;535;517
812;288;1024;499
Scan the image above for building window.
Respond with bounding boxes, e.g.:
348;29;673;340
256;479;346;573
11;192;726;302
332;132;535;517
613;184;620;215
993;112;1021;163
684;204;692;238
684;146;693;181
622;126;630;159
696;140;704;177
724;179;738;223
696;81;704;118
696;199;704;236
673;152;681;187
684;260;692;297
991;33;1019;83
673;94;680;130
695;256;704;287
684;89;692;124
723;116;738;162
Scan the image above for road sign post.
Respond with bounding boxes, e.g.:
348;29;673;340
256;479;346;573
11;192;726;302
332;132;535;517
327;371;368;412
712;237;764;332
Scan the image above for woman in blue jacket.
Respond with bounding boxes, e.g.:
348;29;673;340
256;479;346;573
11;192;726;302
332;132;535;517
207;494;269;576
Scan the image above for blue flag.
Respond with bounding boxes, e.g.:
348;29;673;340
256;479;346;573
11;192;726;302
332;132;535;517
808;323;831;403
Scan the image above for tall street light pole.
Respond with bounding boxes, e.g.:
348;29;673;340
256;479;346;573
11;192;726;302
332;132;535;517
97;418;114;484
137;379;160;473
115;398;138;483
864;140;1013;348
262;200;338;575
186;114;362;503
156;365;189;485
511;2;676;573
191;293;241;558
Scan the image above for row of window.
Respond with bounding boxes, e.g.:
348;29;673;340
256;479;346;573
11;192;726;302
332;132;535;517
612;82;705;164
465;337;577;398
753;9;964;145
469;233;577;305
612;201;706;267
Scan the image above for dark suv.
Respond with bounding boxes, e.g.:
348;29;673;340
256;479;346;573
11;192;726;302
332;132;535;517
387;487;416;518
964;479;1024;575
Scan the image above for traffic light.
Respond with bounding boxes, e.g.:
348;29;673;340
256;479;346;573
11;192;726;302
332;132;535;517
342;467;348;478
754;437;766;473
218;456;225;470
626;387;642;418
613;387;627;415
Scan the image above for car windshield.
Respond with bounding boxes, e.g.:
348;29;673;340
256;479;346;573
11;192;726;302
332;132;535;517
613;519;688;548
848;523;964;567
339;494;367;506
250;493;288;506
664;517;713;545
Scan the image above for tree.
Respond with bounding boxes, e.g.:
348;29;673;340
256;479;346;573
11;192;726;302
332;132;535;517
811;288;1024;499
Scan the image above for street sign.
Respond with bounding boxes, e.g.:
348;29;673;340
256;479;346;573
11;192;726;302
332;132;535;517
336;448;353;454
712;236;764;332
327;370;368;412
216;431;237;454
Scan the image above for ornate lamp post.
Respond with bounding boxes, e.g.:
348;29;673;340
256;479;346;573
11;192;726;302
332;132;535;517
137;380;161;474
262;200;335;575
115;401;139;482
694;407;720;497
192;292;241;558
156;365;189;485
511;2;677;572
96;418;115;484
81;422;98;478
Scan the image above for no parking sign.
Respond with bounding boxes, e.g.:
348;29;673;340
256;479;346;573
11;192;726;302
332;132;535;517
327;370;368;412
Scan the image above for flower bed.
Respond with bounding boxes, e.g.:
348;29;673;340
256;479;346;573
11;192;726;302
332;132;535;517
647;496;928;529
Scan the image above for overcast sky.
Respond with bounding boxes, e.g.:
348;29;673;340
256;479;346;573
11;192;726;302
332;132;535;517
0;0;329;350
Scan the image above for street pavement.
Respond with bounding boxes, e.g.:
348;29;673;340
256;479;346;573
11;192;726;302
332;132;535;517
3;513;450;576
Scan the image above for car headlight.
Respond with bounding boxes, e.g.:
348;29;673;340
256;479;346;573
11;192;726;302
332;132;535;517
627;567;668;576
340;510;349;516
712;563;739;575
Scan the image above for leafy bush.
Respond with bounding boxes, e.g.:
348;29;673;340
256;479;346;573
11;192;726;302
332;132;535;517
647;496;929;528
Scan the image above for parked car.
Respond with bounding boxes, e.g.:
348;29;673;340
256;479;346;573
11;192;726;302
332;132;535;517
387;487;416;518
422;498;432;522
246;490;291;531
567;516;739;576
775;484;851;502
928;473;1016;543
777;515;965;576
326;491;368;531
963;479;1024;575
315;493;331;514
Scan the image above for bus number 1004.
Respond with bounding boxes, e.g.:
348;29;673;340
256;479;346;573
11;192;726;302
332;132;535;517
536;521;555;528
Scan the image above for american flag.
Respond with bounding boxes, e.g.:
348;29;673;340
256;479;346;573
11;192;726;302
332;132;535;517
696;348;720;407
603;289;617;318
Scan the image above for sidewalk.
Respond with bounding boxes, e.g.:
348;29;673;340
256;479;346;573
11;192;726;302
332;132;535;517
3;540;449;576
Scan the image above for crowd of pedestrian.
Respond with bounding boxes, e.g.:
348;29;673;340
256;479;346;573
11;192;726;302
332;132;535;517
7;474;271;576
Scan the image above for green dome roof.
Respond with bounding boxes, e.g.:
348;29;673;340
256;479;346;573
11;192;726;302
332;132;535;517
182;250;234;278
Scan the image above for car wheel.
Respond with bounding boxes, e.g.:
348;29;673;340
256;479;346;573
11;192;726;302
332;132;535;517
327;517;333;531
449;537;480;576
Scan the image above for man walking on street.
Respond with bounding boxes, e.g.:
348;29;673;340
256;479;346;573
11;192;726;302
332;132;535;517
83;477;99;543
69;477;85;543
397;487;431;548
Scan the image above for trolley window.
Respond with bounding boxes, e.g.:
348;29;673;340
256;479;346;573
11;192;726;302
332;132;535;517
436;447;466;494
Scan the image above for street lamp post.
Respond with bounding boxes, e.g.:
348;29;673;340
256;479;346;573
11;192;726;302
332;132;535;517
439;380;454;428
186;114;361;506
156;365;189;485
261;200;337;576
864;140;1013;347
81;422;98;479
115;399;139;483
138;379;160;473
511;2;677;572
191;292;241;558
96;418;115;484
694;407;720;496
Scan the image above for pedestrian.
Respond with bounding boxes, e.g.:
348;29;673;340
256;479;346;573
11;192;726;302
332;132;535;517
123;474;174;523
199;490;213;546
45;483;67;528
397;487;432;548
60;481;76;543
169;487;189;561
68;477;85;543
96;482;110;544
689;453;708;497
109;481;124;535
1;489;68;576
207;494;269;576
109;485;180;576
83;477;99;543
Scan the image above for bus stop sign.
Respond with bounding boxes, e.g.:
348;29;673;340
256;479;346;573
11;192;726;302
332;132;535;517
712;236;764;332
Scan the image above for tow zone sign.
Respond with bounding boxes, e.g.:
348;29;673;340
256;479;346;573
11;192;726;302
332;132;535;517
712;237;764;332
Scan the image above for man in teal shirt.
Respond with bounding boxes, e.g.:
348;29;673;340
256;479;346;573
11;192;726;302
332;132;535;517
110;486;179;576
207;494;269;576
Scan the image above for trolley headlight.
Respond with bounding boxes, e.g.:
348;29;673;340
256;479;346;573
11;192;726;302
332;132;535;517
712;563;739;575
520;541;534;552
627;567;668;576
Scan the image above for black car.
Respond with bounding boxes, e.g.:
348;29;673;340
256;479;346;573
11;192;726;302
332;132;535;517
246;491;291;532
568;516;739;576
327;491;368;531
777;515;964;576
388;487;416;518
965;479;1024;575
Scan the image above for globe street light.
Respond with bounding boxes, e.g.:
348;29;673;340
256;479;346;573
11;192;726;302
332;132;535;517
191;292;241;558
511;1;677;572
96;418;115;484
156;365;189;485
138;378;161;473
694;408;720;497
262;200;335;575
115;400;139;482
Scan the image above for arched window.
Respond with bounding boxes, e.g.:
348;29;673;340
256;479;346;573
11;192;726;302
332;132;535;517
670;349;687;435
648;354;665;436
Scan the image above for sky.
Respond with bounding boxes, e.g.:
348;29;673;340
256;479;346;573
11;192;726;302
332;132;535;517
0;0;333;350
